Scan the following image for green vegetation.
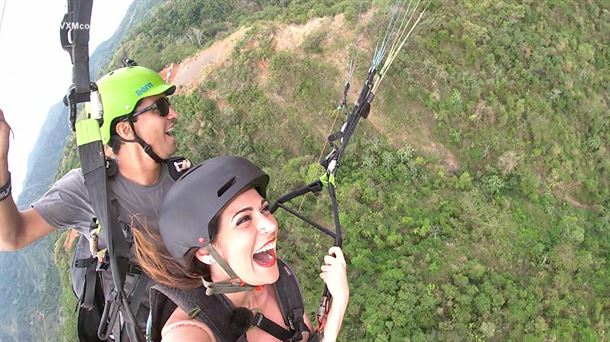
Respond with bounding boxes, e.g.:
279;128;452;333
51;0;608;340
0;233;63;341
113;0;359;71
54;231;78;341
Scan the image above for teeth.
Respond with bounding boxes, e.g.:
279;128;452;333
255;241;275;254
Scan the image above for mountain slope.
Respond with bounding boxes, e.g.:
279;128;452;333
40;0;610;340
128;2;608;340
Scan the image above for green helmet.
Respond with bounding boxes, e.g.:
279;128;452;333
97;66;176;144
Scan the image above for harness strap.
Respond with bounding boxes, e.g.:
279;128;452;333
84;264;98;310
74;257;97;268
251;311;294;341
308;331;324;342
73;157;185;341
149;260;306;342
126;117;167;164
275;262;310;340
75;257;98;310
149;285;238;342
201;245;258;295
207;245;237;278
128;273;151;316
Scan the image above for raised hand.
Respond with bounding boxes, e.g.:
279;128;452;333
320;246;349;306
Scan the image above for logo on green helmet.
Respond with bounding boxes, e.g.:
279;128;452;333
136;82;154;97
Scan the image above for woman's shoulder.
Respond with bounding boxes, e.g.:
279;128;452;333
162;306;217;342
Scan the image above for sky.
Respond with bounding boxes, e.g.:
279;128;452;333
0;0;134;199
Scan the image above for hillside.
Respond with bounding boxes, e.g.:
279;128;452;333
49;0;610;340
15;102;71;210
0;235;61;341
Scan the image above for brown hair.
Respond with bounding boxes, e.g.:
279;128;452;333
132;225;209;290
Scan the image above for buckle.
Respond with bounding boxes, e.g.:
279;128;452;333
128;263;142;275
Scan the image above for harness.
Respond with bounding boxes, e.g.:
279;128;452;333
73;157;191;341
148;260;321;342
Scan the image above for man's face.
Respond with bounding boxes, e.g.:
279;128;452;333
131;94;179;158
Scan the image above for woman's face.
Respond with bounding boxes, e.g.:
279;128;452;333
213;188;280;285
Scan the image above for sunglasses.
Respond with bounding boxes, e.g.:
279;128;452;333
129;97;171;119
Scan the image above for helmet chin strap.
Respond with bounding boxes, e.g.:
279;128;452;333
201;245;257;295
125;116;167;164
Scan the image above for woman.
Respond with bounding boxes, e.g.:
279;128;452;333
137;156;349;342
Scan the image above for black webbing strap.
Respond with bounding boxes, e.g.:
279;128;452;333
60;0;92;101
128;272;151;316
308;331;323;342
251;312;294;341
149;259;306;342
74;257;97;268
149;285;240;342
275;262;310;341
249;260;310;341
60;1;142;340
75;257;98;310
126;117;166;163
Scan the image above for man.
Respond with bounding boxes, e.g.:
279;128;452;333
0;64;188;340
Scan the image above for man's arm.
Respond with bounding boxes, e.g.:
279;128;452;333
0;109;55;251
0;205;55;251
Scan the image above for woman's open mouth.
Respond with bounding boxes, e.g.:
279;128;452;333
253;240;276;268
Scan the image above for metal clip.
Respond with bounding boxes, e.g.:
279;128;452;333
173;159;192;173
89;227;100;257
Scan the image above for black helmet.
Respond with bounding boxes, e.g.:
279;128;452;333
159;156;269;263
